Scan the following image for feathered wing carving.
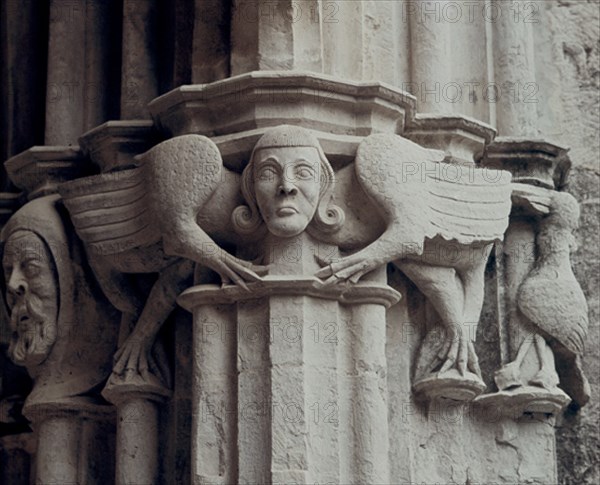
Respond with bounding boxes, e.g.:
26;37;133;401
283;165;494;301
59;135;264;389
318;133;512;282
60;168;160;256
355;133;512;249
317;133;512;395
60;135;262;285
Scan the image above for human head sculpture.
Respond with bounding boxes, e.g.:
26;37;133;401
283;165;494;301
2;230;58;368
232;125;344;238
0;195;118;411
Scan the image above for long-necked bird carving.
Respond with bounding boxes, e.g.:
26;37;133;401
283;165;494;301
515;188;590;407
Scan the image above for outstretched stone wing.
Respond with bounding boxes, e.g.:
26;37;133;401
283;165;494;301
59;134;223;256
59;168;160;255
355;133;512;251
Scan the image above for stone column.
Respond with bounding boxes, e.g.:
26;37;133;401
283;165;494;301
409;0;452;113
45;0;115;144
491;0;538;136
191;303;237;485
179;231;400;484
45;0;86;145
26;405;115;484
231;0;323;75
192;0;230;83
103;387;169;485
121;0;159;119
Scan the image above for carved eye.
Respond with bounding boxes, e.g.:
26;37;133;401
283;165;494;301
296;167;314;180
257;167;277;181
22;259;42;278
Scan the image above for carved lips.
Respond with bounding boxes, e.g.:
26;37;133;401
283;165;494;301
275;206;299;216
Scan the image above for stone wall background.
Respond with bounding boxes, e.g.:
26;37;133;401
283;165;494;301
539;2;600;483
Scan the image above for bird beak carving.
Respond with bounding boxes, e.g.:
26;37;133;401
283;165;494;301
511;183;553;215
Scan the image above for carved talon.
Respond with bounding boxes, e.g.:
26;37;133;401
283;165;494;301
315;254;375;285
438;329;477;377
213;254;267;290
112;333;153;378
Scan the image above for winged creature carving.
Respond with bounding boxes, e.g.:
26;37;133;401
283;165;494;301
59;135;267;389
59;127;512;401
317;134;512;398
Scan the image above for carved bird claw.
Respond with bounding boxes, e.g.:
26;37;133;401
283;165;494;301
214;254;268;290
112;331;165;387
314;253;380;285
437;327;481;378
530;367;560;390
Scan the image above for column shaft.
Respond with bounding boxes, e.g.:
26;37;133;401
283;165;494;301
492;0;537;135
115;399;160;485
192;304;237;485
121;0;159;118
36;415;80;483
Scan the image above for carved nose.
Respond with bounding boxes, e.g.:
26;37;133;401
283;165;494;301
7;270;26;297
278;182;298;196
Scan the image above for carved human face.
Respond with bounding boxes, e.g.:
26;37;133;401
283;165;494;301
253;147;321;238
3;231;58;368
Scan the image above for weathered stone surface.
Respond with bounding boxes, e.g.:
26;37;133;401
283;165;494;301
0;1;597;483
531;1;600;481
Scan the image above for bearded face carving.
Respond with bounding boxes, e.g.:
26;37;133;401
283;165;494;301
3;230;58;368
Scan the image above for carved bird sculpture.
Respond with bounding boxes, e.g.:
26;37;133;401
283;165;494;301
515;188;590;407
59;135;265;385
317;133;512;389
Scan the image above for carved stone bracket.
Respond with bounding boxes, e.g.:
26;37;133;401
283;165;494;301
148;70;417;138
79;120;159;173
480;137;571;189
405;113;497;164
4;146;90;200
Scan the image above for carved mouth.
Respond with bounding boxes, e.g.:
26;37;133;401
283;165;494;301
276;207;298;216
17;313;31;331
